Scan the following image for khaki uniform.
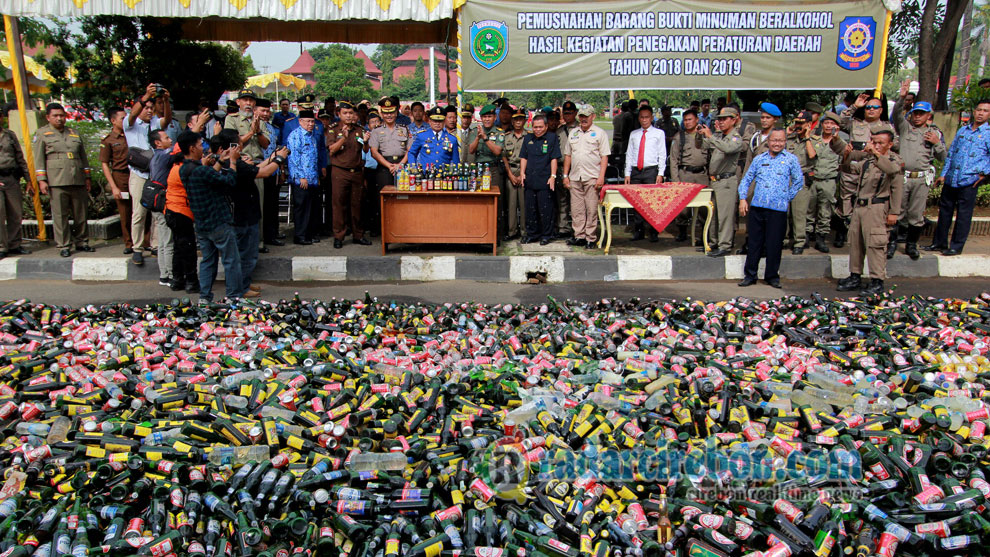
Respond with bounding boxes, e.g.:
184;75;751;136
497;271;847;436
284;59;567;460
897;123;946;227
847;149;904;280
98;129;133;249
806;134;846;236
327;123;366;242
563;124;610;243
502;131;527;237
369;123;411;188
0;129;29;252
470;125;507;238
704;125;745;251
669;129;710;233
458;123;478;165
838;108;897;219
33;124;90;249
224;112;265;160
785;133;818;248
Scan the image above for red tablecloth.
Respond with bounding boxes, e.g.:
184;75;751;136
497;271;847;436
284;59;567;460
600;182;706;234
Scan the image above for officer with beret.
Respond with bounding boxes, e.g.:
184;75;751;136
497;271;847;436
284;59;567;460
469;104;507;238
894;101;945;259
408;106;460;167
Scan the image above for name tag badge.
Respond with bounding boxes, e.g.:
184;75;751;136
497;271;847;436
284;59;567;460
67;152;74;159
542;143;548;154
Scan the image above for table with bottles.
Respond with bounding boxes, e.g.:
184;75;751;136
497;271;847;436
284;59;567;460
380;163;501;255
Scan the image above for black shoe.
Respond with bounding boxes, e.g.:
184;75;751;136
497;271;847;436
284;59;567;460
159;276;171;287
333;239;343;249
266;238;285;246
943;248;962;256
791;246;804;255
293;238;312;245
540;238;551;246
648;233;659;243
674;226;688;242
860;278;884;296
276;233;287;240
169;280;185;292
258;246;270;254
186;283;200;294
506;233;520;241
833;230;846;248
923;243;946;252
123;247;134;255
737;278;757;287
814;234;830;253
7;247;29;255
354;237;372;246
566;237;586;247
886;241;896;260
584;241;597;250
765;278;782;289
630;230;645;241
60;248;71;257
131;252;144;266
148;248;157;256
906;243;920;260
520;237;534;244
0;252;6;260
736;246;748;255
836;274;862;292
370;231;380;238
76;245;95;253
707;249;730;257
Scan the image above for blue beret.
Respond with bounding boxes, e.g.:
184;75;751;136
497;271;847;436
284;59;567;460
760;102;782;117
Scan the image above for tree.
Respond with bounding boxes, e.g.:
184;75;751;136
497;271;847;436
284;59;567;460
29;16;250;109
242;53;260;76
309;44;357;65
917;0;969;106
395;56;427;101
313;49;374;102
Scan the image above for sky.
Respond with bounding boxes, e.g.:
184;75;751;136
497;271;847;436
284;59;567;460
244;41;378;74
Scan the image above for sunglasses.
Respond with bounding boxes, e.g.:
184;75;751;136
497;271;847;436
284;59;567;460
865;105;882;109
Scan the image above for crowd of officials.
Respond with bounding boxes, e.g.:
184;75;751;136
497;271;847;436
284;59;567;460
0;79;987;299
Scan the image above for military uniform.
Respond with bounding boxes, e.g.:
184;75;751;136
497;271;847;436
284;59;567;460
784;130;818;252
703;117;745;253
33;124;91;251
98;128;133;250
896;110;945;258
555;119;579;236
469;116;506;238
503;127;528;238
224;111;265;161
836;107;896;245
459;123;478;165
369;100;411;236
806;132;846;245
669;128;711;243
0;128;30;254
327;119;367;243
840;148;904;291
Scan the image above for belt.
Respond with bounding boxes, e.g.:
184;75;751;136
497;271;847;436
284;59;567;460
855;196;890;207
383;155;403;162
905;170;927;178
710;172;736;181
332;165;362;173
813;176;836;181
679;165;706;173
632;165;658;173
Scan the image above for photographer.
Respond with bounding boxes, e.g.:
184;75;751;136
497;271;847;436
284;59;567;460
126;83;166;264
177;130;242;302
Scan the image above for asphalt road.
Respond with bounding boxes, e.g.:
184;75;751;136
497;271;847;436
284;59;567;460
0;278;986;307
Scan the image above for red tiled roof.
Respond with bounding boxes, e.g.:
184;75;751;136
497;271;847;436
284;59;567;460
282;51;316;75
392;65;458;94
355;51;382;77
393;48;450;65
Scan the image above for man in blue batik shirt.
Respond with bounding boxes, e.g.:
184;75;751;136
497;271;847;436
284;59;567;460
287;109;321;245
926;99;990;255
736;129;804;289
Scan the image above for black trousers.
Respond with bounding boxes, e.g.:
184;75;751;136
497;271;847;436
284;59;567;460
164;210;197;284
365;167;384;235
311;173;332;236
292;183;313;242
933;183;979;251
629;166;660;233
524;183;554;240
262;175;279;243
744;206;787;281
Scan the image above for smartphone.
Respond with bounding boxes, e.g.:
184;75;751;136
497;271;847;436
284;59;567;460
851;141;867;151
120;192;130;200
228;143;239;150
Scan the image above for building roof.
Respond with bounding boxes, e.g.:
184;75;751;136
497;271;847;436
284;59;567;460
355;50;382;77
393;47;450;65
282;50;316;76
392;65;457;93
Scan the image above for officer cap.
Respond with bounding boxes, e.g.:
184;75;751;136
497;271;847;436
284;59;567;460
805;101;824;114
511;107;528;119
561;101;577;113
822;111;841;125
378;98;398;113
296;93;316;104
317;109;331;119
236;89;258;100
445;105;459;115
338;101;355;111
715;107;739;119
226;100;239;114
910;101;933;113
461;103;475;116
427;106;446;121
759;102;781;117
480;104;497;116
794;110;813;122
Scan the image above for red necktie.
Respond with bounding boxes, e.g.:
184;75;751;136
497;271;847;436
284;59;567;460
637;129;647;170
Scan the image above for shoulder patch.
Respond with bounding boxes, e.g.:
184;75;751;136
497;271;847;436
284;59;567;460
44;131;54;135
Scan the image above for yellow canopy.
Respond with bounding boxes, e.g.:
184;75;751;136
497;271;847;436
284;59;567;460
246;72;307;94
0;50;53;92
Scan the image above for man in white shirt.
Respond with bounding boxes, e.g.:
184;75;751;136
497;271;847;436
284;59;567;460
624;104;667;242
124;83;163;265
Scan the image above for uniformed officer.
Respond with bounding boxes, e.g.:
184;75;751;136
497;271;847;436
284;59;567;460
785;110;818;254
669;109;710;244
519;113;561;245
556;100;579;239
469;104;506;239
0;104;31;258
369;97;410;236
806;112;847;253
700;107;745;257
327;101;371;249
837;130;904;295
502;107;528;240
459;104;477;165
33;102;94;257
224;89;271;245
562;104;610;248
836;93;897;247
408;106;460;168
891;101;945;260
98;107;133;254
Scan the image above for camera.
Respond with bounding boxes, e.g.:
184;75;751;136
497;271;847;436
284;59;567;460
851;141;867;151
153;83;165;96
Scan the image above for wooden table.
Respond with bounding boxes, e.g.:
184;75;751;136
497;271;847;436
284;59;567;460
380;186;500;255
597;188;714;255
